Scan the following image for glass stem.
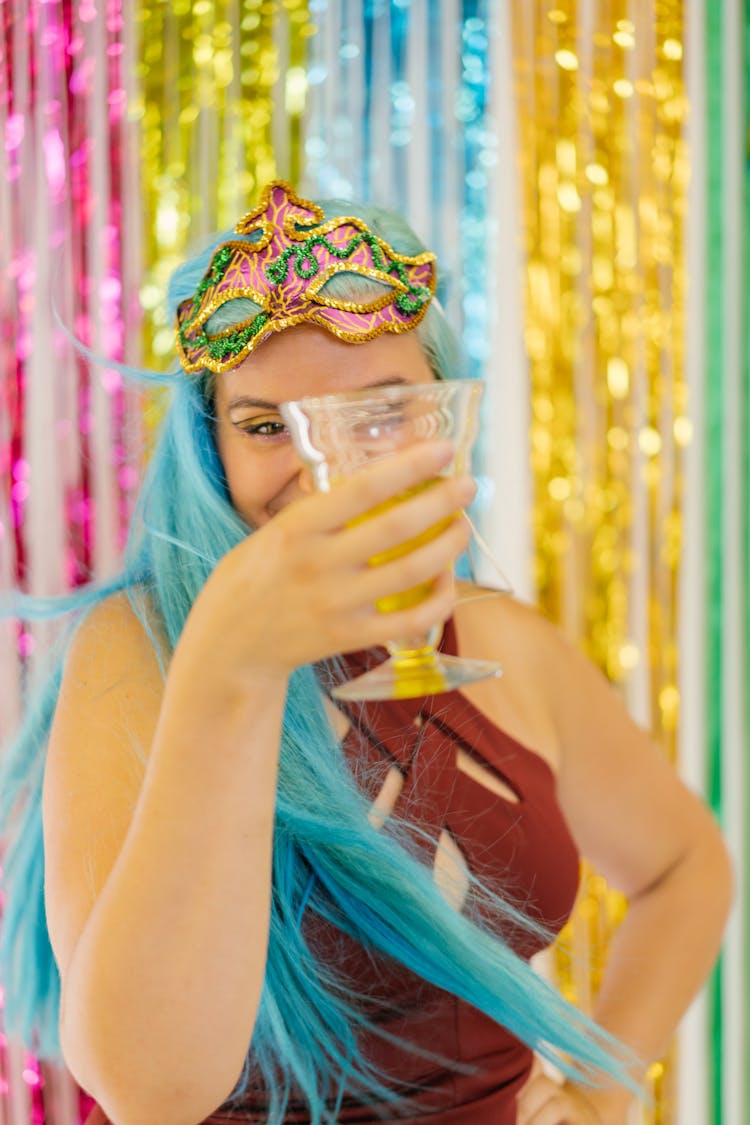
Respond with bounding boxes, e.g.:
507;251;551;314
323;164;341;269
386;624;442;664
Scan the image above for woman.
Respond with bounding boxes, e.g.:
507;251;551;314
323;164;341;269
1;182;731;1125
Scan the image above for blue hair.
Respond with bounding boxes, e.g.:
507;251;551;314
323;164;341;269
0;197;641;1120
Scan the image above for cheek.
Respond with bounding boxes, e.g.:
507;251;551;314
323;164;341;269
215;426;258;511
220;436;294;522
213;416;232;476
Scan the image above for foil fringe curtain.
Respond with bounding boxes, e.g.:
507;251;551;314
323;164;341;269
0;1;141;1122
504;4;688;1123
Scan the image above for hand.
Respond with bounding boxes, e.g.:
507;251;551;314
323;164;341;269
516;1066;604;1125
186;439;475;682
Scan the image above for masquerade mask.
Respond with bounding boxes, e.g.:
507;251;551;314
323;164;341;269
175;180;437;375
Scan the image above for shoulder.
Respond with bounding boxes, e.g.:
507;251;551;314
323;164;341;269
453;581;630;753
454;579;569;674
64;587;170;690
50;588;169;780
72;586;169;654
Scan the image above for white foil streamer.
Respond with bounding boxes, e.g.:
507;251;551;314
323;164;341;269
436;0;462;332
678;1;710;1121
85;0;120;580
369;3;393;204
481;0;533;601
405;0;429;243
719;0;748;1121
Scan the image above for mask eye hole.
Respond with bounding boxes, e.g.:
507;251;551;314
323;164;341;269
203;297;265;338
311;270;405;313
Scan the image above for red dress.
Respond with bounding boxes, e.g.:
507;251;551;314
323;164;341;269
84;618;580;1124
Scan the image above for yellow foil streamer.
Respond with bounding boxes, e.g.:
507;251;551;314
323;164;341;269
510;3;687;1122
132;0;311;383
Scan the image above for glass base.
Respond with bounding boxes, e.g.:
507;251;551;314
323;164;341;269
331;651;503;702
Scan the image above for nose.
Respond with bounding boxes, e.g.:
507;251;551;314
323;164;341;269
297;464;315;495
288;447;314;494
270;450;316;516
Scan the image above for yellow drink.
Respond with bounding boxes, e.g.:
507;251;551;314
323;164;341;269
346;478;453;613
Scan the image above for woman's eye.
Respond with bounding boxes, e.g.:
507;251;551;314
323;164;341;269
239;419;289;439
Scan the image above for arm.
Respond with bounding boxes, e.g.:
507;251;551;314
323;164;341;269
44;441;473;1125
46;592;287;1125
515;611;732;1125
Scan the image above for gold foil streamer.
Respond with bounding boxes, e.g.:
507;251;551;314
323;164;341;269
510;3;687;1122
132;0;311;382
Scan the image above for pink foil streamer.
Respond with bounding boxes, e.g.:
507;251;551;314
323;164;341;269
0;1;139;1122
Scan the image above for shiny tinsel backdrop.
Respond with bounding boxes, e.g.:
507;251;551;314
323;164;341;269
1;3;747;1125
511;4;690;1122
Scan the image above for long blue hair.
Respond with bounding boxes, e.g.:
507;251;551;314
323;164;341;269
0;198;640;1121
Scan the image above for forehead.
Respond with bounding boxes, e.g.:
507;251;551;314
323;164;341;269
214;323;432;407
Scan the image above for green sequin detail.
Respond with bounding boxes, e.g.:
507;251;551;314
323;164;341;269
294;249;320;279
265;231;389;286
180;312;270;361
192;245;233;310
395;287;431;314
205;313;270;359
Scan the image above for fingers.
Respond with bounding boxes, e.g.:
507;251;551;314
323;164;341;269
352;512;471;605
290;440;456;533
284;510;469;654
516;1073;600;1125
237;440;477;662
274;440;475;606
335;473;476;566
352;567;458;650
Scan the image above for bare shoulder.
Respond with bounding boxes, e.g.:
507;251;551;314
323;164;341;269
454;579;564;672
49;584;169;800
456;580;612;679
63;587;170;689
455;580;646;743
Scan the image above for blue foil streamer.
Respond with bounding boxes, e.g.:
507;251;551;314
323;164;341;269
301;0;494;543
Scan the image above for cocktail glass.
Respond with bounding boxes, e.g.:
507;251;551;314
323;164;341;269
279;380;502;701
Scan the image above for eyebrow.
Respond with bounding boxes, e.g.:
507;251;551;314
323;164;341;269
227;375;410;413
